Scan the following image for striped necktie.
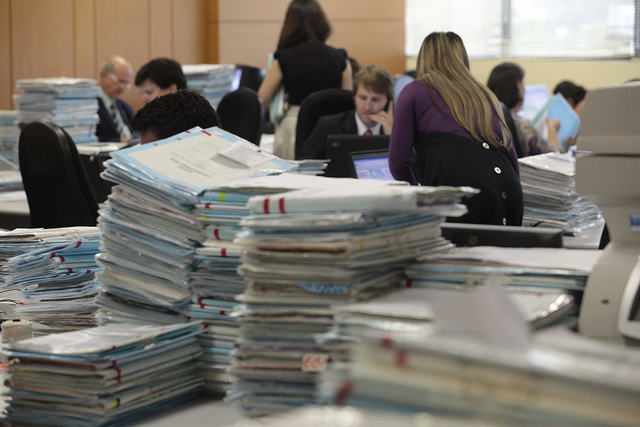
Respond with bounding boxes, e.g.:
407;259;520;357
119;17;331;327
111;102;125;139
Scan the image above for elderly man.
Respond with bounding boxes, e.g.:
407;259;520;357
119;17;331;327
96;55;134;142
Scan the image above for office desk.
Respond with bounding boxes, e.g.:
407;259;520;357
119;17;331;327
0;190;30;229
131;397;245;426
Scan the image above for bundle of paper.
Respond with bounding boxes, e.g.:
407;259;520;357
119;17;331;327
3;322;205;426
182;64;236;108
405;246;603;327
14;78;101;144
226;182;472;416
97;127;300;393
0;110;20;165
518;152;602;234
324;330;640;425
0;227;102;332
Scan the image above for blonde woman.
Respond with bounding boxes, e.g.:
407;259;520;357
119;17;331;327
389;31;523;226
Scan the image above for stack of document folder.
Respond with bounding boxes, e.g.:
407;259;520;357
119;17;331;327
0;227;102;332
322;330;640;425
0;110;20;166
14;77;100;144
96;127;298;394
182;64;236;108
226;181;472;416
3;322;204;426
405;246;603;328
518;152;602;235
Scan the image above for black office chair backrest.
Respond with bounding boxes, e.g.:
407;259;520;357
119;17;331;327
217;87;265;145
238;65;266;92
294;88;354;160
19;120;99;228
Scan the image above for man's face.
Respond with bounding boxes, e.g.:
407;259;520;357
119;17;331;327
354;85;389;128
100;63;133;99
137;79;177;105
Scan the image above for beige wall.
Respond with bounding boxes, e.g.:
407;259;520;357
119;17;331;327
0;0;210;111
217;0;406;75
406;57;640;94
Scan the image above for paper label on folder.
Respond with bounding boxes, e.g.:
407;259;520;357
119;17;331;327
302;354;328;372
219;140;275;168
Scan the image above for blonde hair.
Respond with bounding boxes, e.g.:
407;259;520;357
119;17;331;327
416;32;510;148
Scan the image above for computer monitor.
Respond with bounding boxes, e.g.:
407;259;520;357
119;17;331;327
520;84;549;121
349;149;394;180
324;134;390;178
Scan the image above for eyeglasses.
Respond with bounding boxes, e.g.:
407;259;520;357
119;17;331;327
108;72;131;89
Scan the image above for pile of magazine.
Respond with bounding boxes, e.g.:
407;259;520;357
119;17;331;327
96;126;298;394
3;322;204;426
518;152;602;235
226;181;474;416
0;227;102;332
0;110;20;165
182;64;236;108
14;78;100;144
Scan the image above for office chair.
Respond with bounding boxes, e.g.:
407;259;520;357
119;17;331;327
19;120;99;228
294;88;354;160
237;65;266;92
217;87;266;145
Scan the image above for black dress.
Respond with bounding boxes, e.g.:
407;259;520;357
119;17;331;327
274;43;347;106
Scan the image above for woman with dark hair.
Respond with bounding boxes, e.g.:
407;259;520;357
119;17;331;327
258;0;352;159
389;32;523;226
553;80;587;116
487;62;565;156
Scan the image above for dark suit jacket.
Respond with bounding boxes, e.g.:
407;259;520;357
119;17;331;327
298;110;359;160
96;97;134;142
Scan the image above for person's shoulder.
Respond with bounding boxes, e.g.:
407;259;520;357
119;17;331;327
316;110;354;128
323;44;347;57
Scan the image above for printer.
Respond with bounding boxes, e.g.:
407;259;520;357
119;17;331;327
576;81;640;344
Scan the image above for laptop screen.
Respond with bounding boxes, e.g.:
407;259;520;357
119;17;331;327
349;149;394;180
324;134;390;178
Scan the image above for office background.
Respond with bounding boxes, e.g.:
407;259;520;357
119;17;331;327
1;0;639;113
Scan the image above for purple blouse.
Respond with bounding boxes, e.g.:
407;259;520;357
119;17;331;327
389;80;518;185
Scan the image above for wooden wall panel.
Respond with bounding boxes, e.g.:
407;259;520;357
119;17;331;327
151;0;173;59
11;0;76;80
95;0;149;111
75;0;97;78
331;22;405;74
218;0;289;21
172;0;208;64
0;0;12;110
216;0;406;74
218;22;280;67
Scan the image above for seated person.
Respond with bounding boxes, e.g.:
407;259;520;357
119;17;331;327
96;55;134;142
487;62;566;157
135;58;187;105
553;80;587;117
130;90;221;144
299;64;394;159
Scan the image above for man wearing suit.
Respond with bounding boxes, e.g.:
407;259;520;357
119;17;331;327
96;55;134;142
299;64;394;159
